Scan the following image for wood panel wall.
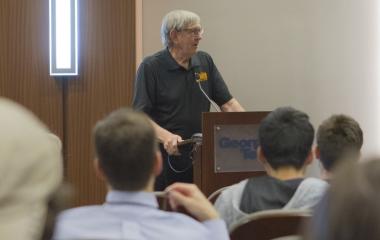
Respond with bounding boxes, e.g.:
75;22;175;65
0;0;136;206
66;0;136;206
0;0;63;137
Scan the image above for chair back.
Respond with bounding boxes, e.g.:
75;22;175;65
154;191;171;211
230;209;311;240
207;186;229;204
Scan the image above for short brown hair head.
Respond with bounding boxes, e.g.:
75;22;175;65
93;108;157;191
317;114;363;171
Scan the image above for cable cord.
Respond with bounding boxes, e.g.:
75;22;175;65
197;82;221;112
167;154;193;173
166;143;199;173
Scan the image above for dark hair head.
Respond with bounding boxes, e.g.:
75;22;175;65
327;159;380;240
317;114;363;171
259;107;314;170
93;108;157;191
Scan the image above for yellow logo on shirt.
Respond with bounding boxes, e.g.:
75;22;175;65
196;72;208;82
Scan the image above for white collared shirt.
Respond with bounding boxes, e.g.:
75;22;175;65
53;190;229;240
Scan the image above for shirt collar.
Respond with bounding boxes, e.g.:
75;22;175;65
162;48;201;71
105;190;158;209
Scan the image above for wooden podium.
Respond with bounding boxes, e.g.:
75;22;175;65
193;112;269;196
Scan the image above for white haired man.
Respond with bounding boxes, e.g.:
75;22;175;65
133;10;244;190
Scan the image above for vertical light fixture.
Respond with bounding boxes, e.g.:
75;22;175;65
49;0;78;76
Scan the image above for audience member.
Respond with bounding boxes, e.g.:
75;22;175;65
307;159;380;240
53;108;229;240
315;114;363;180
307;114;363;239
214;107;328;229
0;98;63;240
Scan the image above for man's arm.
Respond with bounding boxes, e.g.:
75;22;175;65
149;119;182;155
220;98;245;112
166;183;229;240
166;183;220;221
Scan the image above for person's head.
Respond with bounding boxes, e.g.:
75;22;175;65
161;10;203;55
326;159;380;240
258;107;314;171
93;108;161;191
0;98;63;240
316;114;363;173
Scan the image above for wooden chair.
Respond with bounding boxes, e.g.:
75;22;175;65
154;191;171;211
207;186;229;204
229;209;311;240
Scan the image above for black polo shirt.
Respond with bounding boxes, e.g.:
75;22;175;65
133;48;232;139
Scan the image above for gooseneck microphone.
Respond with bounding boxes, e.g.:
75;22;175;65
194;71;221;112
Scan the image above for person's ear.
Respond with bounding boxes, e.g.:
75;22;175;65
304;149;314;166
153;151;163;177
257;146;267;166
94;159;107;182
170;29;179;44
314;146;321;159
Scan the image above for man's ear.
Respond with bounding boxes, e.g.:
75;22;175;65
94;159;107;182
153;151;163;177
169;29;178;44
304;149;314;166
257;146;267;166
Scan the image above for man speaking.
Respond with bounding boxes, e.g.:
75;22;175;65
133;10;244;190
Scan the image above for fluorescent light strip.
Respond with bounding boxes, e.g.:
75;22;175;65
49;0;78;76
56;0;72;69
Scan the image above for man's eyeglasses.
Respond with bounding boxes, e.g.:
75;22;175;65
180;27;204;36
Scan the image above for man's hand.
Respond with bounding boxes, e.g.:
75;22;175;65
163;134;182;155
149;119;182;156
166;183;219;222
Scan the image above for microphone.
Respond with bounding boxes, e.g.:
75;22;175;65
194;71;221;112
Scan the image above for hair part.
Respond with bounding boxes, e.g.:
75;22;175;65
317;114;363;171
160;10;201;47
93;108;157;191
259;106;314;170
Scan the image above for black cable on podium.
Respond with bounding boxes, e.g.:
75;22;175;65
167;133;202;173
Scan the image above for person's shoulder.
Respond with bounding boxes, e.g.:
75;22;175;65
57;205;103;221
156;209;209;228
218;179;249;201
301;177;329;189
294;177;329;201
152;210;224;239
284;177;328;209
196;50;213;60
224;178;249;192
141;49;167;65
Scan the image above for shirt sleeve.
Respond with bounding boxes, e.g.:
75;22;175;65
202;219;230;240
214;189;236;230
132;61;156;115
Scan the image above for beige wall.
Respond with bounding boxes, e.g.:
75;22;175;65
140;0;380;175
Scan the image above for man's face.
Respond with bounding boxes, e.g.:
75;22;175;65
172;23;203;57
